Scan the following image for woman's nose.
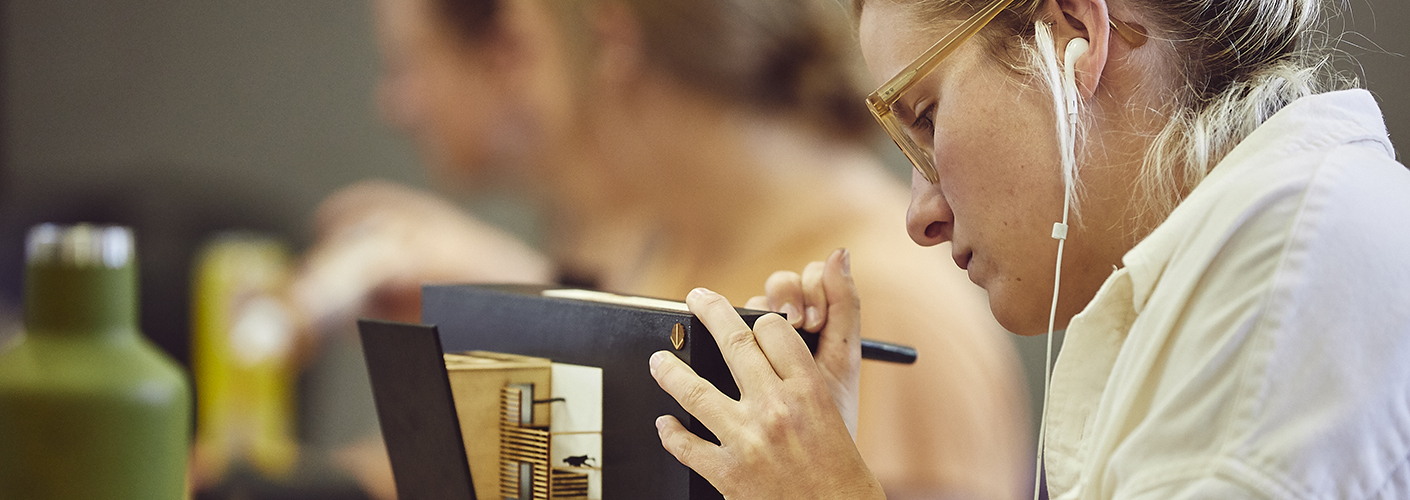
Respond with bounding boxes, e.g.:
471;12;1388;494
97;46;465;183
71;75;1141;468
906;169;953;247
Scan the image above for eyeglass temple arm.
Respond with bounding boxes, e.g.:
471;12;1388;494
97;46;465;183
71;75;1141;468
1109;18;1147;48
869;11;1147;114
866;0;1015;114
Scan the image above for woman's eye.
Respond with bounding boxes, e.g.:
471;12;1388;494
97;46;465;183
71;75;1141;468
908;103;936;142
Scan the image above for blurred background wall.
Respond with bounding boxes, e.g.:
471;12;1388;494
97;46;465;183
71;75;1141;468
0;0;1404;497
0;2;431;497
1;0;423;350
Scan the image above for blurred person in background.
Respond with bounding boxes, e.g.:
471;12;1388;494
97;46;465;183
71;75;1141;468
293;0;1031;498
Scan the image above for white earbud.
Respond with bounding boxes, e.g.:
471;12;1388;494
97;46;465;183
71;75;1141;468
1052;37;1087;242
1062;38;1089;119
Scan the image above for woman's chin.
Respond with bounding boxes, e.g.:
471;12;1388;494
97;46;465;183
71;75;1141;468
987;293;1051;337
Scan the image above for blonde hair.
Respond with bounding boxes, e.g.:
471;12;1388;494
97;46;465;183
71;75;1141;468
859;0;1353;225
1134;0;1350;220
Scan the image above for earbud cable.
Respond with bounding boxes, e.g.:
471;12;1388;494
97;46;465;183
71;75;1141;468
1034;35;1085;500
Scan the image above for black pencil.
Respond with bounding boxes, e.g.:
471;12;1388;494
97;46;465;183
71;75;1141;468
797;331;918;364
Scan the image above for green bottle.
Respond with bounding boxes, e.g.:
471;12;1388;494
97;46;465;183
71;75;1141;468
0;224;192;499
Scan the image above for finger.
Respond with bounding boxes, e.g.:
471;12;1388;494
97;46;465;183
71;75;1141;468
816;249;862;369
655;415;730;481
686;288;781;389
814;249;862;438
366;280;424;323
650;351;736;432
744;295;768;310
800;261;827;332
750;312;819;380
313;180;403;236
657;416;738;487
762;271;805;328
290;233;398;328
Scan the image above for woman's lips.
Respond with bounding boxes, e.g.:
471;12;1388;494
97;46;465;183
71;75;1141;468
952;248;972;271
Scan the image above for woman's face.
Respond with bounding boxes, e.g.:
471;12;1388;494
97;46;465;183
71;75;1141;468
374;0;560;186
859;2;1124;335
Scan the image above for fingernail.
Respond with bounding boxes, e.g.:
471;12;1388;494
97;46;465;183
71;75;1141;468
650;351;664;373
688;287;711;300
841;248;852;276
779;302;800;322
806;306;821;327
655;415;667;431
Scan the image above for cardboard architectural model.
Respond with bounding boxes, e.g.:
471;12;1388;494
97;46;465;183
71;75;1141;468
441;351;601;500
360;284;775;500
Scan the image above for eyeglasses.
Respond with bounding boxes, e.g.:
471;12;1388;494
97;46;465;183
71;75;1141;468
865;1;1148;183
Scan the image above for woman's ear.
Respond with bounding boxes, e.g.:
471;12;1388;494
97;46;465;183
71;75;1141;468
1043;0;1109;99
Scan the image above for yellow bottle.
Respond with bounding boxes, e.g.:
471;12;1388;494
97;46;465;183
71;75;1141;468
190;233;299;484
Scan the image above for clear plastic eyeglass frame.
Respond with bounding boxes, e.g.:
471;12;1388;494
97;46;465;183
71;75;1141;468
865;0;1148;183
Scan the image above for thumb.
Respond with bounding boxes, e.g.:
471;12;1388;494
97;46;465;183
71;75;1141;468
817;248;861;365
816;248;861;438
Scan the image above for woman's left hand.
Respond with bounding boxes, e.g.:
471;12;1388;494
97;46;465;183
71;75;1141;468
745;251;862;438
648;251;884;499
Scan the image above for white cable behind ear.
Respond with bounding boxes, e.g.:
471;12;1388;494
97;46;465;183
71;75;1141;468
1033;32;1088;500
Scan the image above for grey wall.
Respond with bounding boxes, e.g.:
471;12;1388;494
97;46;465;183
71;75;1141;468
0;0;428;363
1345;0;1409;158
3;0;426;225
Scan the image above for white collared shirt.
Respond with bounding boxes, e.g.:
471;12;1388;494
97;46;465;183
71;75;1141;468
1044;89;1410;499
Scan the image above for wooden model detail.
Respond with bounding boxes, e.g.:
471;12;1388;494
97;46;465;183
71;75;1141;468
550;471;590;498
499;386;589;500
443;350;601;499
445;352;553;500
499;386;550;499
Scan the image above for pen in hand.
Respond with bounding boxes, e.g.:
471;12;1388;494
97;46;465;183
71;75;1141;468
796;330;918;365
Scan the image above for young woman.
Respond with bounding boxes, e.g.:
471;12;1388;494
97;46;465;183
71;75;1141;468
291;0;1031;498
651;0;1410;498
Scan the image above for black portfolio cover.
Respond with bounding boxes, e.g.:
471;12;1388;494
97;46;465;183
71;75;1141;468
357;320;477;500
420;284;775;500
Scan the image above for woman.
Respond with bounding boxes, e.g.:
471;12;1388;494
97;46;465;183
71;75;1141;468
651;0;1410;498
292;0;1031;498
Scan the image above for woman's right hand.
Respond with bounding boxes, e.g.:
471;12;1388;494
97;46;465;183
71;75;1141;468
289;180;552;328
